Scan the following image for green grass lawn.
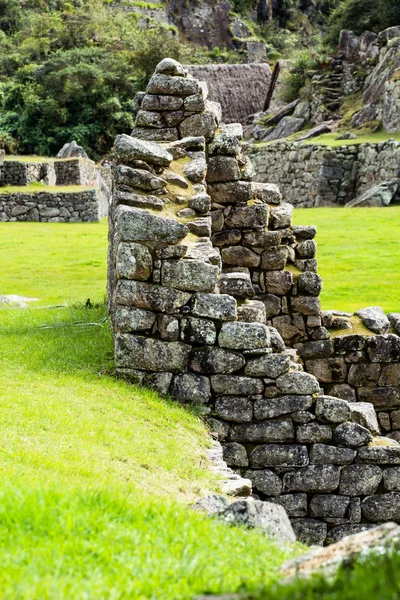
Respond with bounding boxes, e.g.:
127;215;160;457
0;306;299;598
293;206;400;313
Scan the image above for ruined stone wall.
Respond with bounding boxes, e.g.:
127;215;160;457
0;189;100;222
0;160;55;186
249;140;400;207
54;158;96;186
186;64;272;125
108;58;400;547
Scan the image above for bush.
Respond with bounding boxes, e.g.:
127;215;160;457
279;49;326;102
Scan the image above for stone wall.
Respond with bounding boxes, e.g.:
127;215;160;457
0;189;100;222
54;158;96;186
0;160;55;186
249;140;400;207
186;64;272;125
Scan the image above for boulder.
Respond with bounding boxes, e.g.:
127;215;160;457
113;134;173;166
346;181;399;207
116;205;188;243
57;140;88;159
221;499;296;542
263;117;305;142
355;306;390;333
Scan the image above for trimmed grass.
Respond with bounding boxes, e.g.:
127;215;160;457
293;206;400;313
257;131;400;148
0;306;299;598
0;221;108;305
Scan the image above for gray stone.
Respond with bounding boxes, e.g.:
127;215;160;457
114;165;166;192
230;419;294;443
292;411;316;424
116;242;153;281
264;271;293;295
245;470;283;496
116;205;188;243
206;156;240;183
157;314;180;341
190;347;245;374
208;132;241;156
298;341;333;360
223;443;248;467
349;402;380;435
144;372;173;395
296;240;317;259
155;58;187;77
305;357;347;383
292;226;317;241
245;354;290;378
57;140;88;159
310;443;356;465
283;466;341;493
268;327;286;352
180;113;218;142
368;334;400;363
184;94;206;112
191;494;230;515
221;246;260;268
362;493;400;522
388;313;400;335
207;181;254;205
357;446;400;464
131;127;178;142
237;300;266;324
276;372;320;395
192;293;237;321
383;468;400;491
291;296;321;316
254;395;312;420
113;133;172;166
171;373;211;404
348;363;381;386
141;94;184;111
211;375;263;396
225;205;269;229
183;151;207;183
214;396;253;422
221;499;296;542
252;182;282;204
181;317;216;345
340;465;382;496
325;524;377;545
219;272;255;299
116;280;191;313
315;396;351;424
249;444;309;468
292;519;327;546
347;181;399;208
269;494;308;517
190;193;210;214
206;418;230;441
333;422;373;447
212;230;242;247
269;203;293;229
355;306;390;334
219;321;269;350
297;423;333;444
115;334;190;372
161;260;219;293
115;307;156;333
297;272;323;296
114;190;165;211
261;248;287;271
146;73;199;97
243;230;282;248
330;384;357;403
221;478;252;497
310;495;350;519
263;117;305;142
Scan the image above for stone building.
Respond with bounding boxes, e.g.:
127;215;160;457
108;58;400;546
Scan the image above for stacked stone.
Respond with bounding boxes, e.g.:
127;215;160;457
132;58;221;143
109;58;400;546
0;160;53;186
0;189;99;222
54;158;95;186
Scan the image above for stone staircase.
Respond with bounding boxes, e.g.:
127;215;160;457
311;58;344;120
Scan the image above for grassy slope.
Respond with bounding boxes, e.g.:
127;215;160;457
0;306;298;598
293;206;400;313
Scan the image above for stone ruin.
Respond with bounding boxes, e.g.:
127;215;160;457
108;58;400;546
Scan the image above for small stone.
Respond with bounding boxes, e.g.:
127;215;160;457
261;248;287;271
270;203;293;229
221;478;252;497
114;133;172;166
349;402;380;434
115;334;190;372
206;156;241;183
218;321;269;350
230;419;294;443
116;205;188;243
340;465;382;496
291;296;321;316
114;307;156;333
161;260;219;293
297;423;333;444
190;347;245;374
368;334;400;363
180;112;218;142
244;470;283;496
244;353;290;378
276;372;320;395
221;246;260;268
211;375;263;396
254;395;312;420
356;446;400;464
192;293;237;321
116;280;190;313
310;443;356;465
296;240;317;258
219;272;255;299
191;494;230;515
214;396;253;422
315;396;351;424
180;317;216;345
155;58;187;76
297;272;323;296
305;357;347;383
333;422;373;447
283;466;341;493
249;444;309;468
146;73;199;97
190;193;210;214
157;314;180;341
207;181;254;204
116;242;153;281
114;165;166;192
298;341;333;360
291;519;327;546
252;182;282;204
223;443;248;467
310;495;350;519
221;499;295;542
355;306;390;334
264;270;293;295
171;373;211;404
362;493;400;522
225;205;269;229
383;468;400;492
269;494;307;517
144;372;173;395
237;300;266;324
141;94;184;111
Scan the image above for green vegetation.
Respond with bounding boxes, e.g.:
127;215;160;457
0;221;108;304
295;131;400;147
0;183;94;193
293;206;400;313
0;304;299;598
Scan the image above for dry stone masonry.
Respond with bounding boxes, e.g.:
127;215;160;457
108;58;400;546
